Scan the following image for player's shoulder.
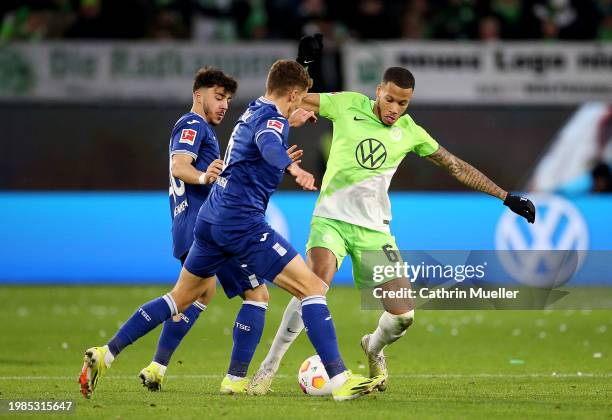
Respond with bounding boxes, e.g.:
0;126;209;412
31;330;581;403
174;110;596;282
397;113;434;145
174;112;212;136
252;99;285;118
254;106;286;122
175;112;206;127
397;112;418;129
251;101;287;130
323;91;369;104
172;112;214;149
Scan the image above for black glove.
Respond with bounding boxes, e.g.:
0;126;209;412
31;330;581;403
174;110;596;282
296;33;323;67
504;193;536;223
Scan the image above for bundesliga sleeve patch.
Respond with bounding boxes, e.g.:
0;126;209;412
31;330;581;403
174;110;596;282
266;119;285;134
179;128;197;146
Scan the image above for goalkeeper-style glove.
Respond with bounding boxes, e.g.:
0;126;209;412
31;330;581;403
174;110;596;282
503;193;536;223
296;33;323;67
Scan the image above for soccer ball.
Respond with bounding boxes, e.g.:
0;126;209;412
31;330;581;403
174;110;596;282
297;355;332;396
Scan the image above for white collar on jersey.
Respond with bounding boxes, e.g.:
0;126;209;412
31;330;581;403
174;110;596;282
258;96;284;116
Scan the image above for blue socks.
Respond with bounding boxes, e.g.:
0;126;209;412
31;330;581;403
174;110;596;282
107;294;177;357
227;301;267;377
301;296;346;378
153;301;206;366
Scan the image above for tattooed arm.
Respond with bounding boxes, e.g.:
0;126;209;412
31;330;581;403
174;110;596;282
425;146;507;200
424;145;536;223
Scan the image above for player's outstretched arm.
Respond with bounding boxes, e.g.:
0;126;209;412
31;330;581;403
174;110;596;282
299;93;321;114
425;146;535;223
425;146;506;199
171;154;223;185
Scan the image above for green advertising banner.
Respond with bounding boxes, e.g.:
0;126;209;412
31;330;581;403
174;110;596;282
0;42;294;101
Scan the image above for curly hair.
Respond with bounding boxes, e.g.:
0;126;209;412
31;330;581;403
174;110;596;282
193;67;238;94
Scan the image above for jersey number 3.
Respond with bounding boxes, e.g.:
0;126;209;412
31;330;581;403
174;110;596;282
169;155;186;202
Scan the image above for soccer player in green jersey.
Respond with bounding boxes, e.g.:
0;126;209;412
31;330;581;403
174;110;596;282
248;38;536;395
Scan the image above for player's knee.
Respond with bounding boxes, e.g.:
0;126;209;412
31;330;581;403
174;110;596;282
171;273;215;312
299;273;328;298
171;291;200;313
244;285;269;303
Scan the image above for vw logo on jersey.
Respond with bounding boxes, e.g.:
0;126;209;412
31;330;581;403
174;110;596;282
495;194;589;288
265;200;290;241
355;138;387;170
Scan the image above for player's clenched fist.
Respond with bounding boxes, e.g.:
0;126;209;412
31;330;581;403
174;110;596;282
297;33;323;67
503;193;536;223
287;162;317;191
201;159;224;185
289;108;317;127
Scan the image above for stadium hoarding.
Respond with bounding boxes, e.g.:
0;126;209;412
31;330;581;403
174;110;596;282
344;41;612;104
0;103;573;191
0;42;294;102
0;192;611;284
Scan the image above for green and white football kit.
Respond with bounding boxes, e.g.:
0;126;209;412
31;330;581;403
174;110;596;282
251;91;434;393
305;91;439;288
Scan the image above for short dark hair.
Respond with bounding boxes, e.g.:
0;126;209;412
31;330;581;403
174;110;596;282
193;67;238;94
266;60;312;95
382;67;415;90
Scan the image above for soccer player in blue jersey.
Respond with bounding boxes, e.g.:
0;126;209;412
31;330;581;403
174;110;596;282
79;60;383;401
135;66;272;393
138;67;310;394
77;66;298;397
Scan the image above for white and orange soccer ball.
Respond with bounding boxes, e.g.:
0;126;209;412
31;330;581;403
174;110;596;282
297;355;332;396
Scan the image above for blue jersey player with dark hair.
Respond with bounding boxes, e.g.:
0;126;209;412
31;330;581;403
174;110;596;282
138;67;307;394
77;66;296;397
79;60;384;401
136;66;275;393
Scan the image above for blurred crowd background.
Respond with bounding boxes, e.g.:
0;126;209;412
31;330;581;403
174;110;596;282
2;0;611;42
1;0;611;195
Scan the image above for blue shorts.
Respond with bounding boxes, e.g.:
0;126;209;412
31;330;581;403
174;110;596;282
184;219;298;296
180;249;264;300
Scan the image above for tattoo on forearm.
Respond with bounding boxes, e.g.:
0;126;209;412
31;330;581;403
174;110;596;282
426;146;506;199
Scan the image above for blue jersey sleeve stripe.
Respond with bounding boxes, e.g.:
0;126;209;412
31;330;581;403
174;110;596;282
171;149;198;160
255;129;282;145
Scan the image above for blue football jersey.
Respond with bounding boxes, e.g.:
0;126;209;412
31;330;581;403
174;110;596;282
200;97;290;226
168;112;220;259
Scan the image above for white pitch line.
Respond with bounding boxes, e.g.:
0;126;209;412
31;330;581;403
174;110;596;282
0;373;610;381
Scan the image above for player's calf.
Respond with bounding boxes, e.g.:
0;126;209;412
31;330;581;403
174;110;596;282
368;310;415;356
363;309;414;392
79;269;213;398
221;285;269;394
368;276;415;355
140;278;213;393
272;256;376;400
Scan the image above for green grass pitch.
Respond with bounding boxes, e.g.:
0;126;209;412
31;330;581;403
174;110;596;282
1;286;610;419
